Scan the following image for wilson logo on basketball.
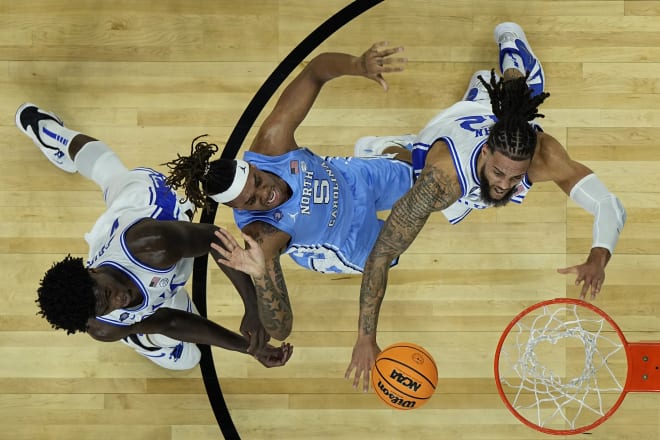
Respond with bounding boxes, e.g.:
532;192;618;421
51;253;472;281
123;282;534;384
376;379;416;409
390;369;422;391
371;342;438;410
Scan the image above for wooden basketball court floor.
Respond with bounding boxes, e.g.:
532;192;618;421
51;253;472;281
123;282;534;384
2;1;660;439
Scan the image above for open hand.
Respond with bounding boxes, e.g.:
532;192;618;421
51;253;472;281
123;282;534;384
211;228;266;278
359;41;407;91
557;261;606;300
344;336;381;392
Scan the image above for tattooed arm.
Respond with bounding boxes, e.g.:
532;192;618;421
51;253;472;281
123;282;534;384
345;144;462;391
251;252;293;341
215;221;294;341
247;222;293;340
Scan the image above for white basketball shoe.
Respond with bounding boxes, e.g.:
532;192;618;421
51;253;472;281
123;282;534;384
354;135;416;158
15;103;77;173
462;69;501;102
494;22;545;97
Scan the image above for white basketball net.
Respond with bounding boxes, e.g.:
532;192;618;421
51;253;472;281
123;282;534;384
497;302;627;432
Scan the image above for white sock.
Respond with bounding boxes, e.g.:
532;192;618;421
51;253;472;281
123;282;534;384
74;141;127;189
501;52;525;75
39;120;81;156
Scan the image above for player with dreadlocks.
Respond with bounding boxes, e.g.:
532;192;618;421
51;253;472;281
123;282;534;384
17;103;292;370
164;42;413;343
346;22;627;392
165;135;237;213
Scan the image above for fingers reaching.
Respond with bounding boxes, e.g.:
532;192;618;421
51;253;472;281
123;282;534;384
579;281;589;300
361;41;407;90
345;360;367;391
362;367;370;393
352;367;362;390
216;227;240;248
556;265;577;275
210;227;266;276
557;263;605;301
344;364;354;381
211;228;238;259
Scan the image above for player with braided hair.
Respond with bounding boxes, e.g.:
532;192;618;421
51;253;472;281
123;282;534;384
346;22;627;391
478;69;549;161
165;135;221;210
165;42;412;342
17;103;292;370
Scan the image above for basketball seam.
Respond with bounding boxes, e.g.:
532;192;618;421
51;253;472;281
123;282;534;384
377;357;437;391
373;362;433;400
383;343;439;377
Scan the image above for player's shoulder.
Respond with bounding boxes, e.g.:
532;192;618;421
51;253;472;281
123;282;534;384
529;132;572;182
424;139;457;171
534;132;568;163
87;317;128;341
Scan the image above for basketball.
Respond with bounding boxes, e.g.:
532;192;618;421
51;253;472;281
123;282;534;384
371;342;438;410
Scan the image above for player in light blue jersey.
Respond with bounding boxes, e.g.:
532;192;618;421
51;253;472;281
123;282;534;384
165;42;412;342
16;103;292;370
345;22;627;391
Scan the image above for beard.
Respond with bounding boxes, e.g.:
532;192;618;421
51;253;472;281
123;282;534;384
479;171;517;207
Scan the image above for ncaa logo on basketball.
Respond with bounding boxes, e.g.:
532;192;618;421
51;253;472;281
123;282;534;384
390;368;422;391
371;342;438;410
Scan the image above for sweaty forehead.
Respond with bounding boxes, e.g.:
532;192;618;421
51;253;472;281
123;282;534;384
489;150;530;175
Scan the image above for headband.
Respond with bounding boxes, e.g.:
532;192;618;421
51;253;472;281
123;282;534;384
209;159;250;204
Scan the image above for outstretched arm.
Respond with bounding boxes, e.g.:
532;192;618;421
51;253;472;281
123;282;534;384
529;133;626;299
211;223;294;341
124;219;270;352
88;308;249;350
345;150;462;392
87;308;292;367
251;41;407;156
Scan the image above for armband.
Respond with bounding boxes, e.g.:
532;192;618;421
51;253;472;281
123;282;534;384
569;173;626;254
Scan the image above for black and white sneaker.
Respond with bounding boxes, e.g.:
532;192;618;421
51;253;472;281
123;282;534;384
15;103;77;173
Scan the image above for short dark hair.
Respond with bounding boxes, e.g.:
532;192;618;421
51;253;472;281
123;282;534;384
36;255;96;334
479;70;550;161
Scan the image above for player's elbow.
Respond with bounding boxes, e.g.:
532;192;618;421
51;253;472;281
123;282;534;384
88;329;115;342
269;326;292;342
615;196;627;227
87;323;123;342
602;194;627;231
152;307;181;332
267;319;292;341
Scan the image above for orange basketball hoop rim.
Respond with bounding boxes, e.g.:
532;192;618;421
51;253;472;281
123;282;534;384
494;297;660;435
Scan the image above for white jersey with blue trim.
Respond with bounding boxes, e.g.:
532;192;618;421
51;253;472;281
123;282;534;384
84;167;195;326
411;101;536;224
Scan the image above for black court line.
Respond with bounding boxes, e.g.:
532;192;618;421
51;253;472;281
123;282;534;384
192;1;384;438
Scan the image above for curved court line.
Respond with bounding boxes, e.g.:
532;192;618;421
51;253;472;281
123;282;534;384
192;1;384;438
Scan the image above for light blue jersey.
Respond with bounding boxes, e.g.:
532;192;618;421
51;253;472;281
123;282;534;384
233;148;413;273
